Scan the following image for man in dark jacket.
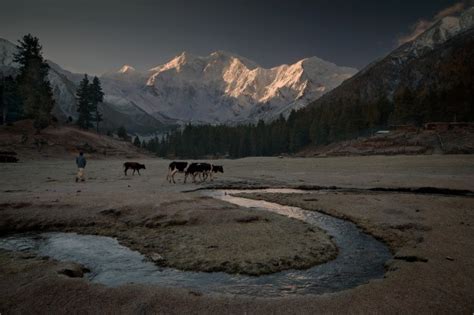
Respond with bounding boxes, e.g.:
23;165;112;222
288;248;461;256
75;152;87;182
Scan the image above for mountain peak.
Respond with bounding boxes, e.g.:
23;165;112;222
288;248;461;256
118;65;136;74
403;5;473;51
176;51;195;61
210;50;235;58
148;51;197;73
208;50;259;69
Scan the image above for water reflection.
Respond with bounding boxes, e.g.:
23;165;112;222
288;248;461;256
0;189;391;297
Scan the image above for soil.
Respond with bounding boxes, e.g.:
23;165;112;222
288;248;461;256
0;120;149;160
298;128;474;157
0;160;336;276
1;155;474;313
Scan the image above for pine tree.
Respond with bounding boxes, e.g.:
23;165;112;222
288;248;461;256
89;76;104;132
133;136;141;147
13;34;55;131
117;126;128;140
0;76;22;124
76;75;92;129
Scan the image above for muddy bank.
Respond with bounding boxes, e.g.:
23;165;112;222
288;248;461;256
0;195;336;276
234;192;421;251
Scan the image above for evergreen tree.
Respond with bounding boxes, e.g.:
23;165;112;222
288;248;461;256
76;74;92;129
89;76;104;132
133;136;141;147
0;76;22;124
117;126;128;140
13;34;55;131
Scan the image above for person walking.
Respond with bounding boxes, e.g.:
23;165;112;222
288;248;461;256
75;152;87;182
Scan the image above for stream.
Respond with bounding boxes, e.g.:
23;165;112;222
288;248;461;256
0;189;391;297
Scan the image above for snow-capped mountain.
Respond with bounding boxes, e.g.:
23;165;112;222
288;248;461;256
1;6;472;132
392;6;474;62
307;6;474;113
0;38;166;133
101;51;357;124
1;37;355;129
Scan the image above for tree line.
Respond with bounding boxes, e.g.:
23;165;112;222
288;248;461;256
144;74;473;158
141;97;393;159
0;34;105;133
0;34;54;130
76;74;104;131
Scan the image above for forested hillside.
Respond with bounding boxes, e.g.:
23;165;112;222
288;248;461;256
145;28;474;158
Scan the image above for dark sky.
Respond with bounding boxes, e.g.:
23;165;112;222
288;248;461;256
0;0;467;74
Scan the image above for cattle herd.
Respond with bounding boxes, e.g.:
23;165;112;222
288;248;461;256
123;161;224;184
167;161;224;184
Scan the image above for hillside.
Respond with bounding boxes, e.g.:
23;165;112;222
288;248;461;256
0;39;168;134
305;8;474;123
278;8;474;151
298;126;474;157
0;120;149;160
147;7;474;159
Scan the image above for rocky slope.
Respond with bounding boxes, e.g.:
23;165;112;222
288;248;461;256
306;7;474;112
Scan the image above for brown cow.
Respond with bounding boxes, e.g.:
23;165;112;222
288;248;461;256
123;162;146;175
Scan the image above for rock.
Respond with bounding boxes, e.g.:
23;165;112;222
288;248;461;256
394;254;428;263
100;208;121;217
235;215;260;223
150;253;165;262
56;263;89;278
188;290;203;297
18;252;36;259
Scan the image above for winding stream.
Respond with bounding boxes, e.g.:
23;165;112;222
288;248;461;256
0;189;391;297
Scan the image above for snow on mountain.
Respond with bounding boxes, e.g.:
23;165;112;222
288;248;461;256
0;39;165;133
307;6;474;116
0;38;17;68
0;36;356;127
2;6;472;130
101;51;357;124
0;38;79;120
393;6;474;61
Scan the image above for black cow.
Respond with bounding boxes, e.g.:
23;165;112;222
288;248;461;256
201;164;224;181
124;162;146;175
210;165;224;180
167;161;188;183
184;162;211;183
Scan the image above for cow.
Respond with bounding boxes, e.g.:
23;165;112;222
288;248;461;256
123;162;146;175
201;164;224;181
184;162;211;183
209;164;224;181
167;161;188;183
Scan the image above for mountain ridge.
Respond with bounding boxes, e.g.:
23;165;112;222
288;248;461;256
0;37;356;131
102;50;356;125
306;6;474;113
